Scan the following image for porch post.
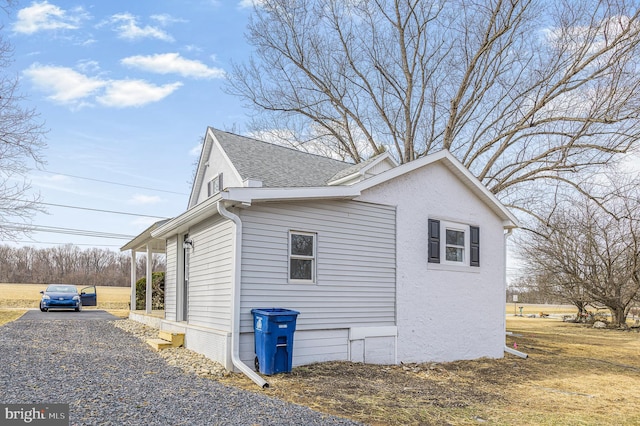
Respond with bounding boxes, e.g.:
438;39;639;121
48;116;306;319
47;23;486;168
130;250;137;311
145;244;152;314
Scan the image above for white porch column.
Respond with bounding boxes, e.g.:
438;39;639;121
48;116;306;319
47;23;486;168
146;244;152;314
130;250;137;311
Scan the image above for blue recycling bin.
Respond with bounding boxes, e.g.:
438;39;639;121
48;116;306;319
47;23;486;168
251;308;300;375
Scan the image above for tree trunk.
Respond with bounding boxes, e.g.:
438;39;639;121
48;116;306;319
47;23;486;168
609;307;627;328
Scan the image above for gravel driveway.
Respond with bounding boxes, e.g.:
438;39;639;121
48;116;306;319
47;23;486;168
0;316;362;425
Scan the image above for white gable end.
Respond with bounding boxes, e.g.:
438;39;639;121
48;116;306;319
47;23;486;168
356;162;508;362
189;129;245;208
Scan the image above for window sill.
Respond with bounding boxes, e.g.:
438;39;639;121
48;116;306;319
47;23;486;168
427;262;481;273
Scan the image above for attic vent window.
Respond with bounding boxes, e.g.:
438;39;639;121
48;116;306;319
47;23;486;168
207;173;223;197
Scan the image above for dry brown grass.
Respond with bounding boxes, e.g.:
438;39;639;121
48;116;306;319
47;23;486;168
0;283;131;309
0;309;27;325
220;317;640;425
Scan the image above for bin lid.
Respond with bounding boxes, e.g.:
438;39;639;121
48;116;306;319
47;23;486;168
251;308;300;316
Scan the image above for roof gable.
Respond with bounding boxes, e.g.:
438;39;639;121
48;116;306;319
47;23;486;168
188;128;356;208
353;150;519;227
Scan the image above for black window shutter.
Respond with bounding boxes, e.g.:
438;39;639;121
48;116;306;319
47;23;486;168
470;226;480;267
428;219;440;263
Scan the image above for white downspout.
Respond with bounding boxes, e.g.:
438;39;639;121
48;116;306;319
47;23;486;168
217;200;269;388
503;228;528;359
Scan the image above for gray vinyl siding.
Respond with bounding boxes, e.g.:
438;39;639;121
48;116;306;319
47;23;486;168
165;236;178;321
239;200;396;332
186;215;234;331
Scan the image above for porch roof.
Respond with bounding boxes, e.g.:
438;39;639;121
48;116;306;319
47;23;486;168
120;219;171;253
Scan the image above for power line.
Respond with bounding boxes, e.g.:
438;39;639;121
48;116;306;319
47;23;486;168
4;223;135;240
40;169;189;195
38;201;171;219
10;240;123;248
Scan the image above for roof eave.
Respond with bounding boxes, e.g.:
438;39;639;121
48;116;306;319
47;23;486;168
120;219;171;253
152;194;223;239
222;186;361;205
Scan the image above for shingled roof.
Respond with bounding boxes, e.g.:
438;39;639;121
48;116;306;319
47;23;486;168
211;128;355;188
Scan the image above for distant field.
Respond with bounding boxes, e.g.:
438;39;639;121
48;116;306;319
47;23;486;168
505;303;612;317
0;283;131;310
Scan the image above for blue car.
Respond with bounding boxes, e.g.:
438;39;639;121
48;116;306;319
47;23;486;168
39;284;97;312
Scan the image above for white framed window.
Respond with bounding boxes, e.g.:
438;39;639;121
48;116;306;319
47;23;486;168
428;219;480;267
207;173;223;197
289;231;316;283
444;223;467;264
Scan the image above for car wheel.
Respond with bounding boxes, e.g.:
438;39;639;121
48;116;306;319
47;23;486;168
39;303;46;312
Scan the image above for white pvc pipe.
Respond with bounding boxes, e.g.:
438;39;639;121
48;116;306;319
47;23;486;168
217;201;269;388
504;345;528;359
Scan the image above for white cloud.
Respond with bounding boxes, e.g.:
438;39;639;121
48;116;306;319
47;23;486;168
23;64;106;104
150;14;187;26
23;63;182;109
13;1;88;34
129;194;162;205
76;59;101;74
121;53;225;79
107;12;174;42
238;0;264;9
131;217;161;228
97;80;183;108
184;44;203;53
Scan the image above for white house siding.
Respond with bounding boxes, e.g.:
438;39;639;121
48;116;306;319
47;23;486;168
194;137;243;205
364;160;394;178
357;162;507;363
164;236;178;321
240;329;349;368
238;200;396;365
185;214;234;331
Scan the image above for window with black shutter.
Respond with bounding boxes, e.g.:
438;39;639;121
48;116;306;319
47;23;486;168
428;220;480;267
470;226;480;267
428;219;440;263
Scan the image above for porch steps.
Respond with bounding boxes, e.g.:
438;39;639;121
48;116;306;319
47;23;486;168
146;330;185;351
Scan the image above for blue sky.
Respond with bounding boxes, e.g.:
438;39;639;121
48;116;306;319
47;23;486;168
3;0;257;249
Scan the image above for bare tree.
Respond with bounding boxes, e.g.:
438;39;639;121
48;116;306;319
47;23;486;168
0;244;167;286
0;2;47;240
518;179;640;326
227;0;640;211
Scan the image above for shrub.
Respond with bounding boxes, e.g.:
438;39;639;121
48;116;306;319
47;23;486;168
135;271;165;310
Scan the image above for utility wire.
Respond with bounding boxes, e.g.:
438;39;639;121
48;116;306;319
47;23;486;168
40;169;189;195
38;201;171;219
10;240;123;248
3;223;135;240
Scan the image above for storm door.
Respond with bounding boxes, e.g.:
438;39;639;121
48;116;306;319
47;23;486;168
181;235;190;322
